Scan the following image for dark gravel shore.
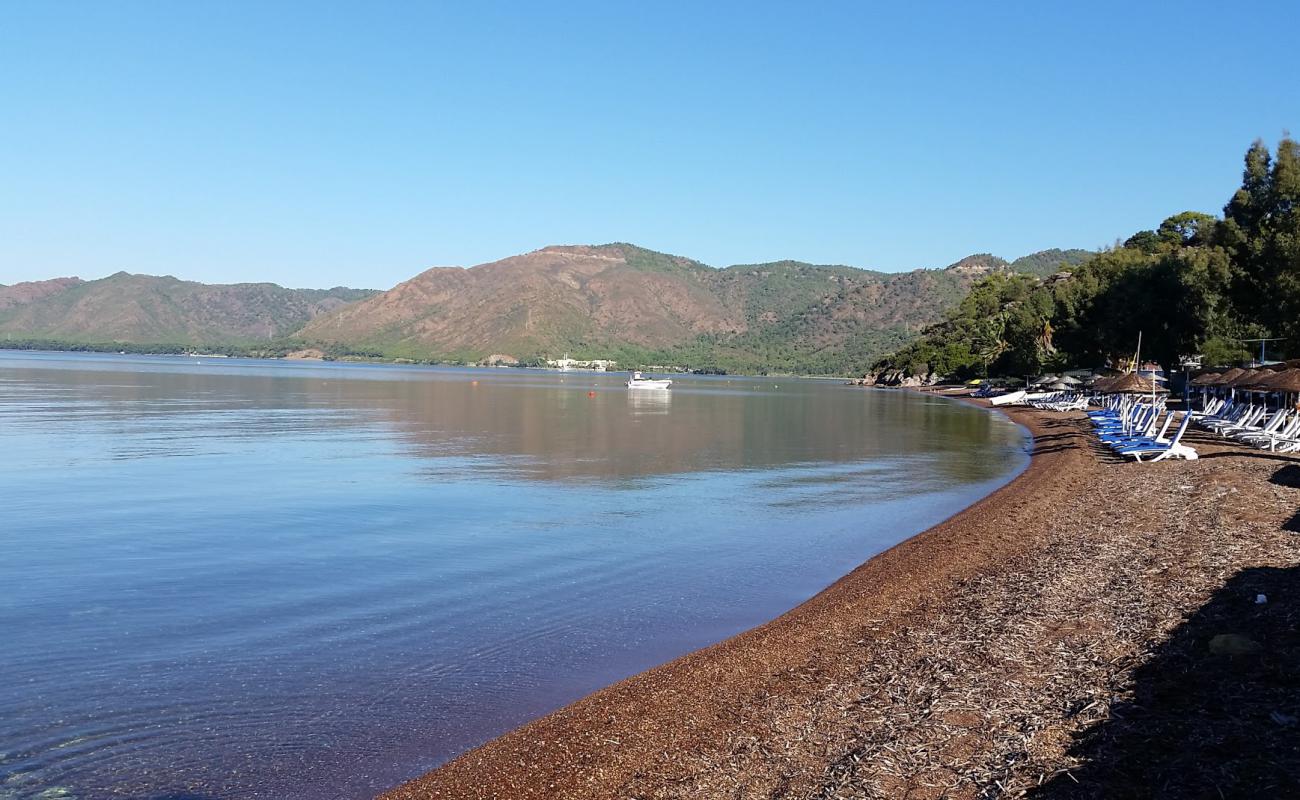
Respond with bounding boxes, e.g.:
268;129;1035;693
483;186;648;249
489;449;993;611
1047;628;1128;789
380;402;1300;800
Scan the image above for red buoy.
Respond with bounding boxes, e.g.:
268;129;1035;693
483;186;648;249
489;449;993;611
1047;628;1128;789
587;391;596;397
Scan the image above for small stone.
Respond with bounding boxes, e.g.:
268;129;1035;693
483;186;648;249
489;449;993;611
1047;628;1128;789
1209;633;1263;656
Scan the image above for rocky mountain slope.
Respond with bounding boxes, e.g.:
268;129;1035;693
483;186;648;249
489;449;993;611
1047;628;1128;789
0;277;85;311
298;245;743;358
298;243;1089;372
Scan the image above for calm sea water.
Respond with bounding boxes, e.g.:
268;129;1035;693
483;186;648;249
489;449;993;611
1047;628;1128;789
0;351;1027;800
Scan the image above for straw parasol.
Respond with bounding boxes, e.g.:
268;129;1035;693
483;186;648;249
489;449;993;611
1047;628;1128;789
1030;374;1058;387
1210;367;1247;386
1090;375;1116;391
1264;369;1300;394
1103;372;1168;394
1189;372;1222;386
1057;375;1083;386
1226;369;1264;389
1247;368;1300;392
1240;369;1280;391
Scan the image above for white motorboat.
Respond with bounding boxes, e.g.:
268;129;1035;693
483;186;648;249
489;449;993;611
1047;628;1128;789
626;370;672;390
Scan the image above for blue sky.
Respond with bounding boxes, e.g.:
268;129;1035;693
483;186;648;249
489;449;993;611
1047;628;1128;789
1;1;1295;289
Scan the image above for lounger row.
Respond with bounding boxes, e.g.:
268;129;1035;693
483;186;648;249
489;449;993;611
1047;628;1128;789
1194;399;1300;452
1027;391;1089;412
1087;395;1198;461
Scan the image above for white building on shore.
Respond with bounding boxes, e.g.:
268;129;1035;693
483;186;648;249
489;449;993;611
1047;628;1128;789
546;355;617;371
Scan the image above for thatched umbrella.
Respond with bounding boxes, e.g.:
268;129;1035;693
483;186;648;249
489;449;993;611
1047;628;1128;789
1090;375;1116;391
1246;368;1300;392
1222;368;1266;405
1265;369;1300;394
1210;367;1247;386
1227;369;1264;388
1104;372;1168;394
1188;371;1222;409
1241;369;1300;411
1058;375;1083;386
1242;369;1285;391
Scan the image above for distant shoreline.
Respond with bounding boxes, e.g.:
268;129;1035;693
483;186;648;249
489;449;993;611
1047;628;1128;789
378;398;1300;798
0;346;851;379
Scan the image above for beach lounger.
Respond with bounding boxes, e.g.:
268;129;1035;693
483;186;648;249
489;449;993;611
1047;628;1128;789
1244;414;1300;449
1196;397;1226;418
1194;400;1236;428
1232;409;1290;444
1105;412;1174;448
1096;404;1159;438
1204;404;1255;434
1212;405;1267;436
1116;412;1198;461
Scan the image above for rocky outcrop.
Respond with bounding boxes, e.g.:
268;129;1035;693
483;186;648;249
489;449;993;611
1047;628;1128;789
283;348;327;360
853;369;941;387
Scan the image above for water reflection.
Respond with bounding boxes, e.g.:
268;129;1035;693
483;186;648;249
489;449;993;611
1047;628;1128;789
0;354;1015;485
627;387;672;415
0;351;1027;800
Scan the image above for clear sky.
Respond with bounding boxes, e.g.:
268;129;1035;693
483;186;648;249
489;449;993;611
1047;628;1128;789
2;1;1295;289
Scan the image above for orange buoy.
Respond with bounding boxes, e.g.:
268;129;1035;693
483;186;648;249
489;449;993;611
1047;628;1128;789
587;391;596;397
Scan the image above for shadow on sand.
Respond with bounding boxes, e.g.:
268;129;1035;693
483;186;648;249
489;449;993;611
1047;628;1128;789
1031;566;1300;799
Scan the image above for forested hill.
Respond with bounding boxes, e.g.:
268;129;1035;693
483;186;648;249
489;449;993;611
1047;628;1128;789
870;137;1300;382
295;244;1094;374
1009;249;1096;277
0;273;379;346
2;245;1095;375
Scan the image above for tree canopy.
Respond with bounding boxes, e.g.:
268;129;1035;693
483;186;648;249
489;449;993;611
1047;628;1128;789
874;136;1299;380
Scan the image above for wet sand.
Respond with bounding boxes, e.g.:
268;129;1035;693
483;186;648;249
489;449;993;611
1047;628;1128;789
380;400;1300;799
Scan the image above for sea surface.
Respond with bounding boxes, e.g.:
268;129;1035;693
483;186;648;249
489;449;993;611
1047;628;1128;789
0;351;1028;800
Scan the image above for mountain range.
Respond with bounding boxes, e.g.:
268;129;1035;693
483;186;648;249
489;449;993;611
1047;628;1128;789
0;245;1093;374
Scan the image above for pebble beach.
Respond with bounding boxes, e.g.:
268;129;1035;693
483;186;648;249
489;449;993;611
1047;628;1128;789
381;399;1300;799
